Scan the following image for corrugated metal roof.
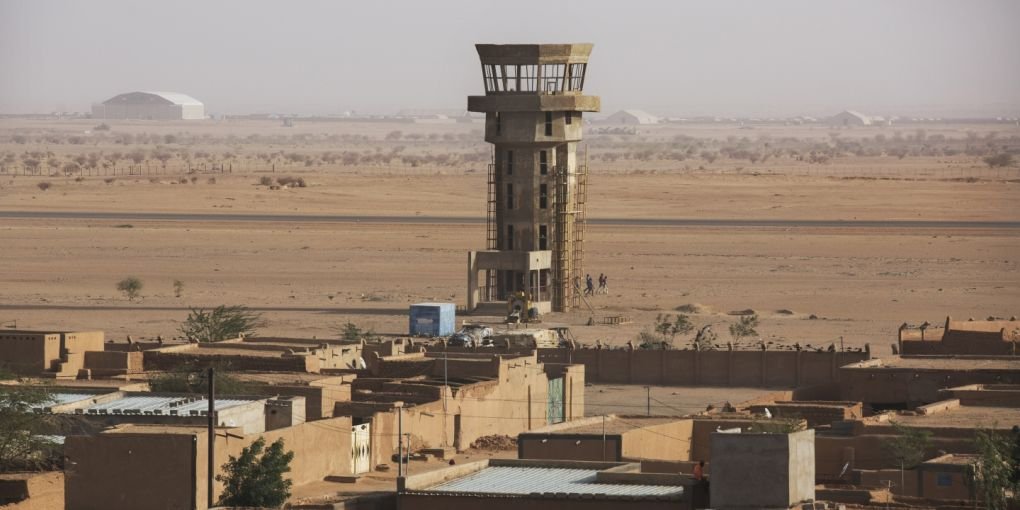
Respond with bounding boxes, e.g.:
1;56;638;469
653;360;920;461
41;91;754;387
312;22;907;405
83;396;255;416
144;91;203;106
30;392;100;410
428;466;684;497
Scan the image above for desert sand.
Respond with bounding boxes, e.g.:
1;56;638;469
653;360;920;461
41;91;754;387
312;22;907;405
1;119;1017;356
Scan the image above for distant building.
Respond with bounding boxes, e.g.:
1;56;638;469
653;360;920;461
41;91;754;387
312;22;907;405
899;316;1020;355
92;91;205;120
711;430;815;509
605;109;659;125
829;110;873;127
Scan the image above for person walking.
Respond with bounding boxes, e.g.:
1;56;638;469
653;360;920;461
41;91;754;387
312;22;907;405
585;274;594;296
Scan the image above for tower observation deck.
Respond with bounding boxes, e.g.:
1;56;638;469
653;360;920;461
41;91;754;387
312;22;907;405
466;44;600;314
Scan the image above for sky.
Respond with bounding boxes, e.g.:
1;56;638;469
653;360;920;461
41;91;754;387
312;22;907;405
1;0;1018;118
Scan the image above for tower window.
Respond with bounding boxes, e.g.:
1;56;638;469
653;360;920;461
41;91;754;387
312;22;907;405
506;183;514;209
539;150;548;175
540;64;565;93
506;225;514;250
539;225;548;250
539;184;548;209
545;112;553;136
568;63;586;91
565;111;572;125
495;112;501;135
506;150;513;175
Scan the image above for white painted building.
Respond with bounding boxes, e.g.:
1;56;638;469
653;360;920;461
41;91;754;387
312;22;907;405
92;91;205;120
604;109;659;125
829;110;872;127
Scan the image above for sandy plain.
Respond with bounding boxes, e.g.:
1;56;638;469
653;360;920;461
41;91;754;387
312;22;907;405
0;119;1017;356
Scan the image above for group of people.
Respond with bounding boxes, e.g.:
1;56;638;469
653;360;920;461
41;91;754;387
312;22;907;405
583;273;609;297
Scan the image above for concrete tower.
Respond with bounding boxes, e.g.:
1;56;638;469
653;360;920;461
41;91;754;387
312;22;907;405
466;44;600;314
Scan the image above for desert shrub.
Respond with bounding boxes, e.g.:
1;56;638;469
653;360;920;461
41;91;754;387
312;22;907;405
93;123;110;131
729;314;760;345
36;182;51;191
179;305;266;342
258;176;274;186
206;177;216;184
276;176;306;188
116;276;143;301
104;178;115;185
984;153;1016;168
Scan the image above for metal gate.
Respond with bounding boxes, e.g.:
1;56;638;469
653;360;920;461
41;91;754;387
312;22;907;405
547;377;565;424
351;423;371;474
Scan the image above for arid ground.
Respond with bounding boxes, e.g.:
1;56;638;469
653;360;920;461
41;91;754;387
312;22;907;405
1;118;1017;356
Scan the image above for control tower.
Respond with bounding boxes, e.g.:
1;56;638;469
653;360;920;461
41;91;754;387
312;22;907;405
466;44;600;314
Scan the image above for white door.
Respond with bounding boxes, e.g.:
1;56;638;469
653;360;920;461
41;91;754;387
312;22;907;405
351;423;371;474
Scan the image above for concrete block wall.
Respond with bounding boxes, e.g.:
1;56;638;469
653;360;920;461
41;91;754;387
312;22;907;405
533;348;869;388
143;351;309;372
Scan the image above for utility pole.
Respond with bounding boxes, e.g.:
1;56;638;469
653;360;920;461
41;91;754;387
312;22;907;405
443;350;449;447
207;367;215;509
645;386;651;416
396;402;404;489
601;415;606;461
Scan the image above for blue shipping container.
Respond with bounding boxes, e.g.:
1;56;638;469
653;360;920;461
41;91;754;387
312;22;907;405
409;303;456;337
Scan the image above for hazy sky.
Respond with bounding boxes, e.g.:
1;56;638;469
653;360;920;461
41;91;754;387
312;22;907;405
1;0;1018;117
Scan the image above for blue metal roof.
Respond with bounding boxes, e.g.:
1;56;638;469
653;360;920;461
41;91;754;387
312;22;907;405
428;466;684;497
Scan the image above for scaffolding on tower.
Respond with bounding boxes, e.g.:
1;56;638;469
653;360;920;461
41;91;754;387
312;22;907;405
484;153;498;301
571;148;589;309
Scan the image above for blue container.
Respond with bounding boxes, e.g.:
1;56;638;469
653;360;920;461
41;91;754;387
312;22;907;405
409;303;456;337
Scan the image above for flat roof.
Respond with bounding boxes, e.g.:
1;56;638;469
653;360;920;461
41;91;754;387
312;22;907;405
428;465;683;497
874;406;1020;429
234;372;345;385
528;416;681;435
847;356;1020;370
925;453;979;466
104;424;212;435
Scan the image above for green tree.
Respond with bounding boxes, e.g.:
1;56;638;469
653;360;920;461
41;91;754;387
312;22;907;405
148;365;251;395
339;321;363;342
653;314;694;347
217;437;294;508
0;371;60;472
883;421;933;492
729;314;760;345
116;276;143;301
179;305;266;342
969;429;1018;510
